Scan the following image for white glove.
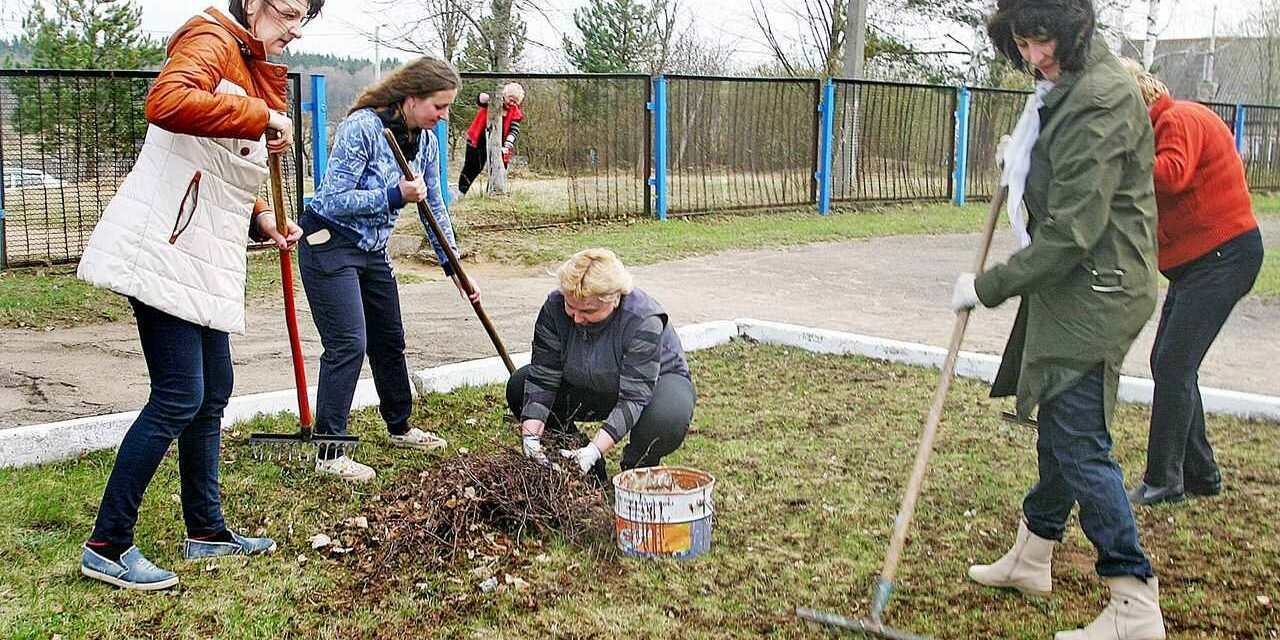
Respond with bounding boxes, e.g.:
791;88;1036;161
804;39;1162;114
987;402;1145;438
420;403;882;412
995;134;1011;170
559;443;603;475
950;272;980;311
521;434;548;465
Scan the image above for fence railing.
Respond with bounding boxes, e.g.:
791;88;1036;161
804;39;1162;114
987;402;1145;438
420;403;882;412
0;69;306;268
5;68;1280;267
831;79;956;204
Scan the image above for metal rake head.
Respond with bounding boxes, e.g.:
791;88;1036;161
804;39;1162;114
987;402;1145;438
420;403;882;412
247;434;362;462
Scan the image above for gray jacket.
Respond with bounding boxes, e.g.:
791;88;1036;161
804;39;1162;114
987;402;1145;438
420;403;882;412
522;288;690;441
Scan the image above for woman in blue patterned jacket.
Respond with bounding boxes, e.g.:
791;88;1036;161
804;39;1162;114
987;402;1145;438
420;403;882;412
299;57;477;482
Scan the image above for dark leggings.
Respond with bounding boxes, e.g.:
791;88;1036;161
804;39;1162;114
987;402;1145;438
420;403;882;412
505;365;695;473
457;142;487;195
1144;228;1264;491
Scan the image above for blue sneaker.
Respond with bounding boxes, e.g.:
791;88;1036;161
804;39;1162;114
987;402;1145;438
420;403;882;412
182;530;277;560
81;545;179;591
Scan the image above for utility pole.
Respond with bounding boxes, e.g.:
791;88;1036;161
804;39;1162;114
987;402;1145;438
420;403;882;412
1198;4;1219;100
374;25;381;79
1142;0;1161;70
843;0;868;78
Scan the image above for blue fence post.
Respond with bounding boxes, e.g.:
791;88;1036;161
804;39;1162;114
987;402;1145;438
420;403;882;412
647;75;669;220
434;119;451;207
302;74;328;209
953;85;971;206
816;79;836;215
1235;103;1246;157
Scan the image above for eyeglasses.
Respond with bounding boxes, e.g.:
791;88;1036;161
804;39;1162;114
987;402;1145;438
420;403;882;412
261;0;313;28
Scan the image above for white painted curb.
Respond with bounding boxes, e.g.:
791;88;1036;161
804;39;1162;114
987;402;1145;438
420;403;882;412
735;318;1280;423
0;321;740;469
2;318;1274;469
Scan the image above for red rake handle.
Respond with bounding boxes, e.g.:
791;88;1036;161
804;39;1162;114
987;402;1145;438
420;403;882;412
269;153;313;430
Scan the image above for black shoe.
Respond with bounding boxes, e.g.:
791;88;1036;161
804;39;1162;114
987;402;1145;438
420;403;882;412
1128;481;1186;506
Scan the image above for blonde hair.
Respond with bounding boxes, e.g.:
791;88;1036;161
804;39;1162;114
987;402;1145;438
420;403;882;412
501;82;525;104
556;248;633;303
1121;58;1169;106
349;57;460;114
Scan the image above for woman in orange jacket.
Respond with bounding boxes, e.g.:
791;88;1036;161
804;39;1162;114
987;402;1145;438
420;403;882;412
1124;63;1264;506
76;0;321;590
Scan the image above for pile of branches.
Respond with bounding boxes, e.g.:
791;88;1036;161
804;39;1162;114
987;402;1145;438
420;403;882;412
349;449;614;585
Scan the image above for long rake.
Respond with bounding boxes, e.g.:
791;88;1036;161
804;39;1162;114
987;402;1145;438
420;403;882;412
248;151;360;460
796;186;1007;639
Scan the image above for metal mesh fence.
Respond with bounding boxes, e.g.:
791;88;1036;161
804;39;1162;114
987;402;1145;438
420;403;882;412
449;72;650;228
965;88;1027;200
830;80;955;203
665;76;819;215
1201;102;1238;132
0;69;306;268
1241;104;1280;191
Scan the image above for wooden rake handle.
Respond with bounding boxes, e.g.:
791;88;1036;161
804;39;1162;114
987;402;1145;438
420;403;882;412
268;153;313;430
879;187;1007;584
381;128;516;374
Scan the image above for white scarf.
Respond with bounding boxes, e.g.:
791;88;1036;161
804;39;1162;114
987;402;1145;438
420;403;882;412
1000;80;1055;248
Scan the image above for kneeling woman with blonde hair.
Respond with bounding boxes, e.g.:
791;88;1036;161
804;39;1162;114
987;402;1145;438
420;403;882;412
506;248;695;481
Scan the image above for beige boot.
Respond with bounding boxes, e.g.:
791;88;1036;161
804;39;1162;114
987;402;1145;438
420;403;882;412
1055;576;1166;640
967;519;1055;595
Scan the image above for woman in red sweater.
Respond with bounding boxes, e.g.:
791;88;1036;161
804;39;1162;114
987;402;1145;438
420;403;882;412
1125;62;1264;506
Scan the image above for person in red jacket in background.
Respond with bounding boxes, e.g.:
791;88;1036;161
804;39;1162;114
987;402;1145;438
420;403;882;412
1124;61;1265;506
457;82;524;195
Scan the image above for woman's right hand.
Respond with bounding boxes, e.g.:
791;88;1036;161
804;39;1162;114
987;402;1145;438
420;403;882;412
399;174;428;203
266;110;294;154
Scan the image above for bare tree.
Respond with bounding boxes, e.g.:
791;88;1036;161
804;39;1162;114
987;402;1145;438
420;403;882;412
750;0;846;77
483;0;514;194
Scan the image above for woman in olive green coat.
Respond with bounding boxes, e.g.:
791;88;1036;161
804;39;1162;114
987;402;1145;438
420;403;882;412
951;1;1166;639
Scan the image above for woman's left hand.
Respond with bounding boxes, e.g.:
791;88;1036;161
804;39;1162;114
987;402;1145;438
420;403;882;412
452;274;481;304
257;213;303;250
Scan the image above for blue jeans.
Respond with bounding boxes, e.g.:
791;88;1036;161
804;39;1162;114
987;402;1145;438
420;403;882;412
1023;365;1153;579
298;212;412;444
91;299;231;545
1145;228;1263;491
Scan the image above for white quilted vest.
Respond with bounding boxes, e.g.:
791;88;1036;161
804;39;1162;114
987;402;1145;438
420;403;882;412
78;77;269;335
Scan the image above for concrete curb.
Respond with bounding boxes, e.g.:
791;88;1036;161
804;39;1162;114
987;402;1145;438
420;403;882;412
2;318;1274;469
0;321;739;469
735;318;1280;422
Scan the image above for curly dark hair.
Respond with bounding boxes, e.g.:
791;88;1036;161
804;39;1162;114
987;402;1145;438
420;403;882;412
987;0;1096;76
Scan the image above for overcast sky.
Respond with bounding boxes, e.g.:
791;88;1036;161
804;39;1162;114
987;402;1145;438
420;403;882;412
0;0;1264;67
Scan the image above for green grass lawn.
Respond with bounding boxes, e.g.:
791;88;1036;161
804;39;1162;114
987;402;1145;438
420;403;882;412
470;201;989;267
0;252;299;330
1;343;1276;639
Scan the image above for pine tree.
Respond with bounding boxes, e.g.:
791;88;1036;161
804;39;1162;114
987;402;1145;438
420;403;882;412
563;0;670;73
11;0;164;178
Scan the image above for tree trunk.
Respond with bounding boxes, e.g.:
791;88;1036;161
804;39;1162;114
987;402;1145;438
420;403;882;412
485;0;513;196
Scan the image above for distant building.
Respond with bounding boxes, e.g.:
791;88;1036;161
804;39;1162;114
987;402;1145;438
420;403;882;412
1119;37;1280;105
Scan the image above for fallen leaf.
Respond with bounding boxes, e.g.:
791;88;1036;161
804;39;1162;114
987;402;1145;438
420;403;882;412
345;516;369;529
296;554;308;564
478;576;499;593
309;533;332;550
1258;595;1272;606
